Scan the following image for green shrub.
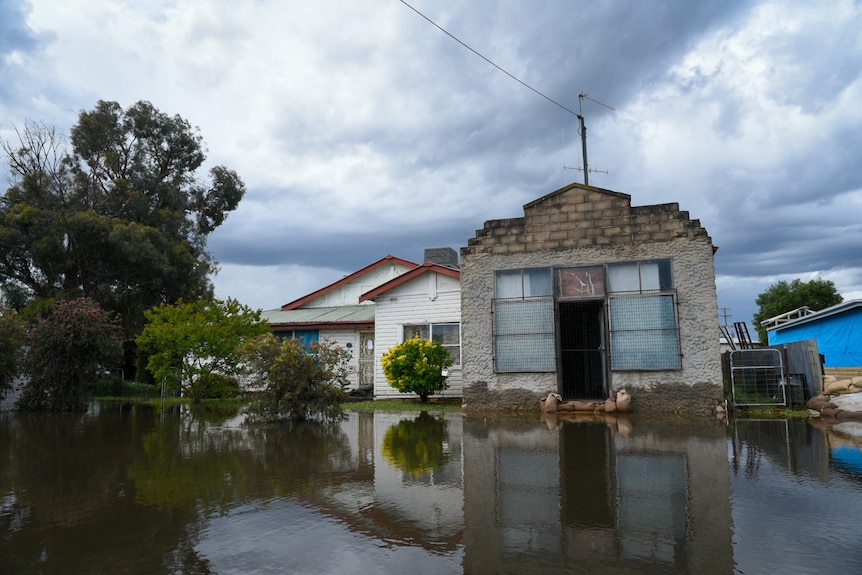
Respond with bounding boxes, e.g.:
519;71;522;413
194;372;241;399
381;337;452;403
240;335;352;422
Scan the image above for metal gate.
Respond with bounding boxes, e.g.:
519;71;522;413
729;349;786;406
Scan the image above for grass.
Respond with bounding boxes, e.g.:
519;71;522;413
345;398;462;412
736;405;812;419
91;383;463;413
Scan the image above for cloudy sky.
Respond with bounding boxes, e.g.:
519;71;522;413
2;0;861;333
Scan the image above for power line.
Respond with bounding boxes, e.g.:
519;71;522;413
400;0;579;118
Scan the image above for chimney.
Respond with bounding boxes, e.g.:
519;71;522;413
423;247;459;268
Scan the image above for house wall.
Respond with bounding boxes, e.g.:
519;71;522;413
302;263;414;308
373;272;462;400
460;183;723;413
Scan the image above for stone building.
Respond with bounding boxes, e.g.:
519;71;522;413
459;182;722;413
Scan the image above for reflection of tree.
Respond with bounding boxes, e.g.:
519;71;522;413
382;412;450;480
246;420;355;495
127;413;256;511
0;407;210;574
128;411;353;511
0;404;356;575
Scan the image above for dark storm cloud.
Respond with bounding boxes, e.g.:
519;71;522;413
2;0;862;316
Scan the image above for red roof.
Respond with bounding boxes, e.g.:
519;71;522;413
359;262;460;302
280;255;419;310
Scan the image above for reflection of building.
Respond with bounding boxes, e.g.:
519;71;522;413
462;416;734;573
309;411;464;552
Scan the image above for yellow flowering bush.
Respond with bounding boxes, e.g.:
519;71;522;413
381;336;452;402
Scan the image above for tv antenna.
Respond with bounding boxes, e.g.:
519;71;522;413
566;92;614;186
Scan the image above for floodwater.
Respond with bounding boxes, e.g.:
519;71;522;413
2;404;862;574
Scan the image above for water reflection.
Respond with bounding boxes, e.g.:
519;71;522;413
463;414;733;574
2;405;862;574
730;418;862;573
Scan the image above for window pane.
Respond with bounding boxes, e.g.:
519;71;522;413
496;270;523;298
404;324;429;340
444;344;461;366
524;268;552;296
657;260;673;289
557;266;605;298
432;324;460;345
640;261;661;290
639;260;674;290
608;263;640;292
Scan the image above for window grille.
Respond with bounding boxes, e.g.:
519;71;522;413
493;296;556;372
608;291;681;370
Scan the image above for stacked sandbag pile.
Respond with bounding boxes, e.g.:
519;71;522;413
541;389;632;414
823;374;862;395
807;374;862;420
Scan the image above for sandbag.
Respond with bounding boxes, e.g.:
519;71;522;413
825;379;852;394
615;390;632;413
806;394;835;411
541;393;561;413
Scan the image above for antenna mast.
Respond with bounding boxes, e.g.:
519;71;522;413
577;92;614;186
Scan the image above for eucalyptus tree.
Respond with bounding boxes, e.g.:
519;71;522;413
753;278;843;344
0;100;245;341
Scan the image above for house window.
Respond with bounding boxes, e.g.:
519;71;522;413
403;323;461;366
272;329;319;353
495;267;553;298
493;268;556;372
607;260;680;370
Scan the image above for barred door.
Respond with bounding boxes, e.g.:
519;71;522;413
558;300;606;399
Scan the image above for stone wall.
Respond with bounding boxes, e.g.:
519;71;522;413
460;183;723;414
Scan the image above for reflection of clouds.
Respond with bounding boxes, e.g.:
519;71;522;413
196;499;462;575
731;454;862;572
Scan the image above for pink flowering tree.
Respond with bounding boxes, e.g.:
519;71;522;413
18;297;123;411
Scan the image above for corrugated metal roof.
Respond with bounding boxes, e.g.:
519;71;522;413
261;304;375;325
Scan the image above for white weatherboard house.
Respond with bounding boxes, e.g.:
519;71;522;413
360;257;462;400
262;249;461;398
262;255;418;391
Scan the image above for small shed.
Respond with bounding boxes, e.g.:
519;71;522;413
459;182;723;413
768;300;862;369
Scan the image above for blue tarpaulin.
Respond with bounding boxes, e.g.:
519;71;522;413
769;302;862;367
